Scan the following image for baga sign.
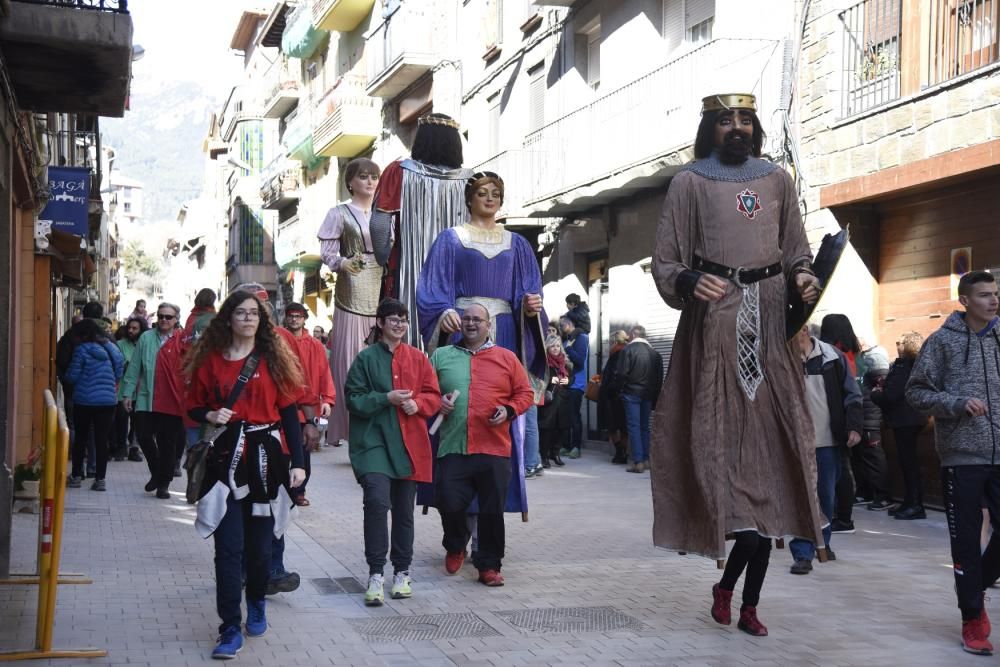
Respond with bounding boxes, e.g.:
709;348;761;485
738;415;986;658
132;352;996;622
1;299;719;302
39;166;91;236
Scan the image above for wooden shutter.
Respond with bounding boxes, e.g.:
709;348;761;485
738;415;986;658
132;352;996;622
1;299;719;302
685;0;715;29
662;0;684;54
528;63;545;131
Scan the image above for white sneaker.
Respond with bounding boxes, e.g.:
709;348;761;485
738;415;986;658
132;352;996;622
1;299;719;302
364;573;384;606
391;571;412;599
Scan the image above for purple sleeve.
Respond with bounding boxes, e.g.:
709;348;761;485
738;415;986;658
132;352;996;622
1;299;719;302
416;230;457;348
512;234;547;379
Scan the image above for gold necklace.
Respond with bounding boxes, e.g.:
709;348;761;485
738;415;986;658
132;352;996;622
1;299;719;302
463;223;504;244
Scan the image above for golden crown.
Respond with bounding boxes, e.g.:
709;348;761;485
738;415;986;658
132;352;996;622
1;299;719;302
418;114;460;129
701;93;757;114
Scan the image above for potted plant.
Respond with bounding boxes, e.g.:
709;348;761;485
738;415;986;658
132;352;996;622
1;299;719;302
13;462;41;498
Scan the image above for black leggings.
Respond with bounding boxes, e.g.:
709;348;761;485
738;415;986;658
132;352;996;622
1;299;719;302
719;531;772;609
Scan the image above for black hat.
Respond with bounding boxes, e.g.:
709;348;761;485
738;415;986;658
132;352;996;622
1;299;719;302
285;302;307;315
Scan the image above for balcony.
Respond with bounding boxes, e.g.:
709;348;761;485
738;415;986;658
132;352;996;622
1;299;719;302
282;106;324;170
313;78;380;158
262;59;301;119
313;0;375;33
505;39;784;217
282;1;324;58
275;215;322;271
259;157;302;210
365;3;444;98
1;0;134;117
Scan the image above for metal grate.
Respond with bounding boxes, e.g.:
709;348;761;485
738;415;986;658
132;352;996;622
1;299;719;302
350;613;501;642
62;505;109;514
310;576;365;595
494;606;648;634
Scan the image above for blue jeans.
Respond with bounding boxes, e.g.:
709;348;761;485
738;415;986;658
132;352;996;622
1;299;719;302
214;494;273;634
621;393;651;463
790;446;842;562
523;405;540;469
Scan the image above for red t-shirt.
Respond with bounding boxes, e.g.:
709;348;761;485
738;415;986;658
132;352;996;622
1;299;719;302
186;351;301;424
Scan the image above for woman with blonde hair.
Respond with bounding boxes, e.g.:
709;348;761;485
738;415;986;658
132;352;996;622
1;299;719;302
538;335;571;468
872;331;928;520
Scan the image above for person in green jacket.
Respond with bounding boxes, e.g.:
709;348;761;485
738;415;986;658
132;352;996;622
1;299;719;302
112;316;147;461
119;302;181;493
345;298;441;607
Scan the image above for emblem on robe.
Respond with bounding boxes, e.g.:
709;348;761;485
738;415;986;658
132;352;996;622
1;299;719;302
737;189;762;220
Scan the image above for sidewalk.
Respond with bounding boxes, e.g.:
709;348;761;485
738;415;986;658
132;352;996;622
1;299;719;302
0;443;992;666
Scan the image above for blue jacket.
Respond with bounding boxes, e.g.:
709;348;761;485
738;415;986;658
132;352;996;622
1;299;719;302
564;329;589;391
64;341;125;407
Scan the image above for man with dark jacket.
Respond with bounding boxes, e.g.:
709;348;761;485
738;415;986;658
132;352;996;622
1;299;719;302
789;325;862;575
56;302;106;476
906;270;1000;655
611;326;663;473
565;293;591;334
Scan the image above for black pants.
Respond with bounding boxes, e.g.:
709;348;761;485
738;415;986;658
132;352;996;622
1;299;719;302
436;454;512;571
835;446;857;522
135;412;184;488
942;465;1000;619
112;401;131;456
719;531;772;609
851;439;890;502
539;427;568;461
894;425;924;507
292;423;311;497
567;388;584;450
71;404;114;481
359;473;416;575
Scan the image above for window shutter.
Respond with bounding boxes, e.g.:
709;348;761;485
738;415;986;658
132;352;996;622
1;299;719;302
685;0;714;30
662;0;684;54
528;65;545;131
587;30;601;87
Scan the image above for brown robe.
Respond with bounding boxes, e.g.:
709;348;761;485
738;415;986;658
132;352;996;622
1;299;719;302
650;163;825;559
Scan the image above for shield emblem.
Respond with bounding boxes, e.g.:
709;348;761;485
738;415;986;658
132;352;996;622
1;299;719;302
785;227;851;340
737;188;762;220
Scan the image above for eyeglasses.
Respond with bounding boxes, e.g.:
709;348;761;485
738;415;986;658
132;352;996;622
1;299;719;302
157;313;176;321
461;316;488;325
234;309;260;320
384;316;409;327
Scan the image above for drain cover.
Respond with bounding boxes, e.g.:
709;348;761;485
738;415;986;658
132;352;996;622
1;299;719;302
350;613;501;642
62;505;109;515
311;576;365;595
494;606;648;634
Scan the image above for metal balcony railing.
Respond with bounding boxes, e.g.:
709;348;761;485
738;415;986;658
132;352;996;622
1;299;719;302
365;1;443;95
839;0;902;117
512;38;783;208
12;0;128;12
927;0;999;86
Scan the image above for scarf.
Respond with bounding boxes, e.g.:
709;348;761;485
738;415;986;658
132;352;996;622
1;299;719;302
547;349;569;380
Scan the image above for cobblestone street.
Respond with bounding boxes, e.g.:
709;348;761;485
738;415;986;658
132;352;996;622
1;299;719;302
1;444;992;666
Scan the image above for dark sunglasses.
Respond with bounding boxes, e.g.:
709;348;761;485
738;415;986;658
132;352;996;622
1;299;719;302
157;313;176;321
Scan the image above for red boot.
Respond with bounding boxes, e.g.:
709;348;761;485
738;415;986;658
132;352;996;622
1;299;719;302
737;606;768;637
710;583;733;625
963;616;993;655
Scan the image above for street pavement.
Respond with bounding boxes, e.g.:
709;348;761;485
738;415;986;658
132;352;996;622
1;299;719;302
1;443;994;666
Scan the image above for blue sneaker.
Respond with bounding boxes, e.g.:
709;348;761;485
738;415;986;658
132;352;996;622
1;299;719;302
211;626;243;660
245;598;267;637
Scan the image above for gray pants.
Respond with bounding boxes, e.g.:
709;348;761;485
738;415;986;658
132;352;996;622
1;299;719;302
359;473;416;575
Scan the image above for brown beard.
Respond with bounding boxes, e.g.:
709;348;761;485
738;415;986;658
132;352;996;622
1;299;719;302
719;130;751;165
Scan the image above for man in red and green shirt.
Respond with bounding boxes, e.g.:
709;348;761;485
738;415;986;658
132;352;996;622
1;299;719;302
432;303;534;587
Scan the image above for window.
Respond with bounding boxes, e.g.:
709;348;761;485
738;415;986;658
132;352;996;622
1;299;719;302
484;0;503;49
488;92;501;157
586;25;601;89
528;62;545;132
687;17;713;45
123;202;132;213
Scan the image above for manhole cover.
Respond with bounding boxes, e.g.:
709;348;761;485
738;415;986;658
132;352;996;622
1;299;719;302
494;606;648;634
311;576;365;595
350;613;500;642
62;505;109;515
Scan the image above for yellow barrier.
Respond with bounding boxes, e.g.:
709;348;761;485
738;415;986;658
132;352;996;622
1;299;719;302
0;390;106;661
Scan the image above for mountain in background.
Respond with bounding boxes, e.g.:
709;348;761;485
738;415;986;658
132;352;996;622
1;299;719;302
101;79;229;225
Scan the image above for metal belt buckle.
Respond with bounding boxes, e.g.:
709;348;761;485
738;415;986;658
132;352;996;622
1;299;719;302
732;266;748;289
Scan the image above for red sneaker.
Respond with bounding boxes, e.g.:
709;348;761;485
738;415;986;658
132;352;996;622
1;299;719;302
982;593;991;637
963;617;994;655
737;606;768;637
477;569;505;586
445;551;465;575
711;583;733;625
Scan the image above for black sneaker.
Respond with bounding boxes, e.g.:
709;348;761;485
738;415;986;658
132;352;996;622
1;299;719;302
127;448;144;462
790;559;813;575
830;519;855;534
867;499;894;511
173;462;182;478
266;570;300;596
894;505;927;520
67;475;82;488
824;547;836;561
144;477;157;493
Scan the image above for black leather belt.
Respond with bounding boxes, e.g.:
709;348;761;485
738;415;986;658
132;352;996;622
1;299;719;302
692;255;782;287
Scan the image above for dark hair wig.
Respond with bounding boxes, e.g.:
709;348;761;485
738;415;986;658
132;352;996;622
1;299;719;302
693;109;766;159
411;113;463;169
820;313;860;355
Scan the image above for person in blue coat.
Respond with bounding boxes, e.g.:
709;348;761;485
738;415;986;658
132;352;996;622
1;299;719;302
63;318;125;490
